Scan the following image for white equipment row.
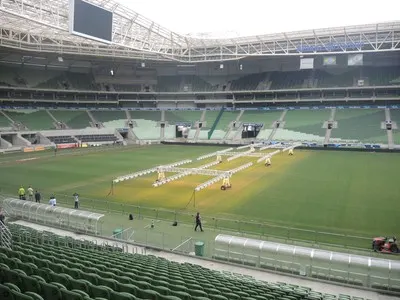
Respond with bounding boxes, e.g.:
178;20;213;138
194;162;253;192
153;171;191;187
159;167;229;177
198;160;221;169
256;143;302;163
218;152;266;158
112;159;192;183
153;160;224;187
259;144;278;151
236;143;263;150
257;150;281;163
229;162;253;175
282;143;302;152
195;175;226;192
197;148;233;160
226;148;256;162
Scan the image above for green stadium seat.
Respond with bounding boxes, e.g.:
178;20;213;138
139;289;160;299
0;284;15;300
190;289;208;298
49;274;71;290
4;282;21;292
209;295;228;300
82;273;101;285
159;296;181;300
252;296;268;300
38;282;62;300
36;269;54;283
11;290;34;300
24;291;44;300
70;279;91;294
71;289;90;299
90;285;111;299
235;291;250;298
97;278;118;290
131;280;150;291
19;274;41;294
60;289;84;300
152;285;170;296
115;292;137;300
170;290;191;300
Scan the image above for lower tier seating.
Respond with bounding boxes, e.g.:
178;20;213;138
75;134;118;143
47;136;76;144
0;224;373;300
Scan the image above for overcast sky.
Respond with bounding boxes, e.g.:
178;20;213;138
117;0;400;38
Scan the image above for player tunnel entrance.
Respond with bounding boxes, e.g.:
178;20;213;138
241;123;263;139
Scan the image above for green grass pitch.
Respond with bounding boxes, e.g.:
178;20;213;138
0;145;399;248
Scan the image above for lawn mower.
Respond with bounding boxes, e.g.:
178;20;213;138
372;236;399;254
220;177;232;191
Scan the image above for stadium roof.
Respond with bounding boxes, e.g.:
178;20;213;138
0;0;400;62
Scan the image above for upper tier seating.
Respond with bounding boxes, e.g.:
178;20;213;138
0;224;374;300
270;71;312;90
157;76;213;92
1;65;400;93
230;73;267;91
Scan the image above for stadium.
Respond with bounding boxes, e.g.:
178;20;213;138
0;0;400;299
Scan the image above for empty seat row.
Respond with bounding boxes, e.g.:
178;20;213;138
47;136;76;144
75;134;117;143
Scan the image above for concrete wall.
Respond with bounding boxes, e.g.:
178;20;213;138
0;136;12;148
13;134;31;147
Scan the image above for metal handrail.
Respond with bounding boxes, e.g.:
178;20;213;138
0;222;12;249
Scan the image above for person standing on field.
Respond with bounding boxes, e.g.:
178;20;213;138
194;212;203;232
73;192;79;209
27;186;34;201
34;190;41;203
18;186;25;200
49;195;56;207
